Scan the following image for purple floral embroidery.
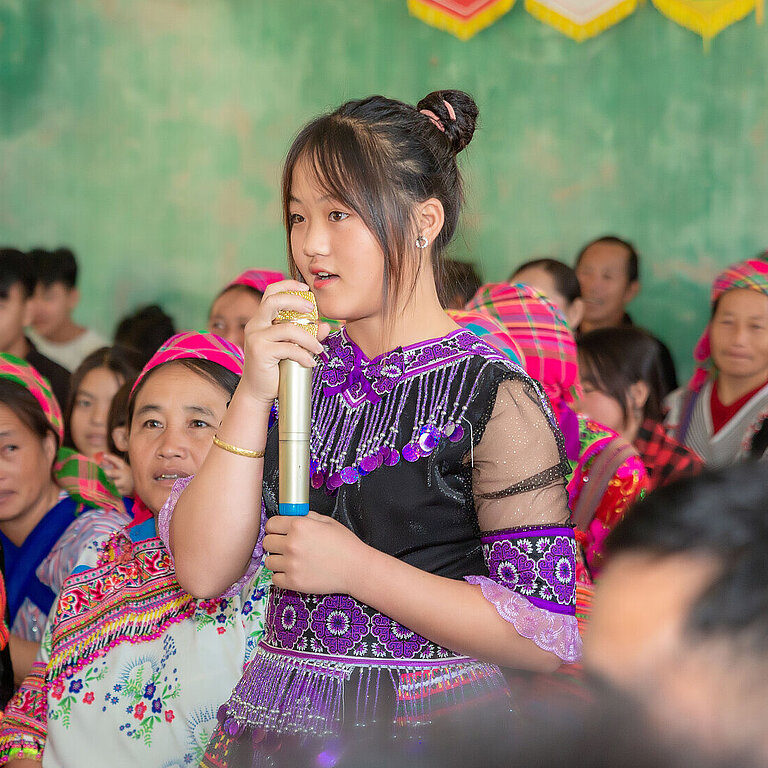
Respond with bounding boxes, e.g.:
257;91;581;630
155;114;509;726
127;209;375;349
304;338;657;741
367;351;405;396
311;594;369;655
538;537;577;605
371;616;430;658
487;541;536;595
273;591;310;649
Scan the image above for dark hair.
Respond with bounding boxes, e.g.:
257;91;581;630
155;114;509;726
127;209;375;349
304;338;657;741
576;235;640;284
209;283;262;318
29;248;78;289
107;380;133;458
64;346;145;450
512;258;581;305
113;304;176;366
282;90;479;317
438;259;482;308
0;379;59;478
127;359;240;427
577;327;666;423
0;248;35;299
606;463;768;652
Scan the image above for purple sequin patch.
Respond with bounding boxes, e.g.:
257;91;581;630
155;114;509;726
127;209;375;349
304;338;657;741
402;443;420;462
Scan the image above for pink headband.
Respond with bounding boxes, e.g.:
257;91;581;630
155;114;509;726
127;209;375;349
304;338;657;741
226;269;286;295
130;331;244;396
419;100;456;134
0;354;63;441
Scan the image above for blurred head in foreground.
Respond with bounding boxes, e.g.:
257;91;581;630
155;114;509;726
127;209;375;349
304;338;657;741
585;462;768;765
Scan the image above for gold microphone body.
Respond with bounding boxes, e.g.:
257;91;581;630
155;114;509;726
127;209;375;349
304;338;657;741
274;291;318;516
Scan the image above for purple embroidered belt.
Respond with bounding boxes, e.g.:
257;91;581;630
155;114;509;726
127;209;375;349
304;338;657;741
263;587;468;665
220;588;508;738
480;525;578;616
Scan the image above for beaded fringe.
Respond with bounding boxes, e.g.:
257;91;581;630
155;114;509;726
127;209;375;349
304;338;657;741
47;591;195;684
312;357;488;483
220;647;507;741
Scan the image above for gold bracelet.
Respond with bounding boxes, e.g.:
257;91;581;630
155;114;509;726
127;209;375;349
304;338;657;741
212;434;265;459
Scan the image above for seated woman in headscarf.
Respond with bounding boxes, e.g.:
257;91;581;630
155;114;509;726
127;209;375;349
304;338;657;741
0;356;128;683
466;284;648;579
0;332;271;768
666;255;768;467
577;327;703;491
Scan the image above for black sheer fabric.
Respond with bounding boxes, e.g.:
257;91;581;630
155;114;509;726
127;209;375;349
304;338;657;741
263;360;570;580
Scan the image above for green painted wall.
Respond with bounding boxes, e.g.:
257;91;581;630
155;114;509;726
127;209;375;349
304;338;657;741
1;0;767;380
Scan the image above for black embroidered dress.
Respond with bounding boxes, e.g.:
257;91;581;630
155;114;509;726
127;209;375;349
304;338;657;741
196;328;581;762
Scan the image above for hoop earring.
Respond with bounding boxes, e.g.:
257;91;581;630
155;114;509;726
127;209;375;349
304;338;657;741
415;235;429;249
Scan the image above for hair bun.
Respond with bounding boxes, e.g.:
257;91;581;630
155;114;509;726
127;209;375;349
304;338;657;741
416;90;479;154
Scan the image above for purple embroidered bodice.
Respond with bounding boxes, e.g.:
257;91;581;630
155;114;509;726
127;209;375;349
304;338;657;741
211;329;580;744
261;327;540;580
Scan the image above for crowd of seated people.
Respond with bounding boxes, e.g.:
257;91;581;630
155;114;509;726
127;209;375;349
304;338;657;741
0;237;765;767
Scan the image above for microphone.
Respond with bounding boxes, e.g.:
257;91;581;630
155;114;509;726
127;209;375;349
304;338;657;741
274;290;318;516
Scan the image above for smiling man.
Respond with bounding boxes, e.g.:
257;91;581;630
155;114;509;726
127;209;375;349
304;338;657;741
574;235;678;397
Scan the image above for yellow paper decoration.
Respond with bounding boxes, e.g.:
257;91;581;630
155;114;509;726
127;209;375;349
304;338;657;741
652;0;758;44
408;0;516;40
525;0;638;40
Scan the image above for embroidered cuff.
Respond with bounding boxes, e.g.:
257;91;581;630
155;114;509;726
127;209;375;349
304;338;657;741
0;661;47;765
465;525;581;662
157;475;266;598
480;525;578;614
465;575;582;663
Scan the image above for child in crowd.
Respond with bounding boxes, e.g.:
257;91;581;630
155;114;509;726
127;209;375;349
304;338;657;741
113;304;176;366
64;346;144;460
467;283;647;577
577;327;703;491
0;332;271;767
167;90;580;765
208;269;286;349
511;257;584;330
102;380;135;497
0;356;127;682
574;236;678;397
666;255;768;466
0;250;70;408
28;249;107;373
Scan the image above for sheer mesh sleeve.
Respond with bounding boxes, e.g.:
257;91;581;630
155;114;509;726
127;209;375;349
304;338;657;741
464;377;581;663
471;378;570;532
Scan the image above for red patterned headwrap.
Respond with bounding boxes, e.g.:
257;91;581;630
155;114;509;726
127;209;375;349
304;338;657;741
0;354;123;515
466;282;582;407
689;255;768;392
447;309;525;367
226;269;286;295
131;331;245;396
0;354;63;441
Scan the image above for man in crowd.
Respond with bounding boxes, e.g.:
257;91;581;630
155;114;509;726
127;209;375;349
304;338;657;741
575;235;677;396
